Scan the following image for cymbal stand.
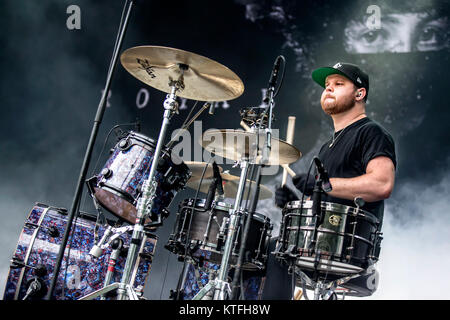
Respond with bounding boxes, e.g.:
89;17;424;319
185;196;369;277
117;77;183;300
81;75;184;300
192;158;250;300
230;125;265;299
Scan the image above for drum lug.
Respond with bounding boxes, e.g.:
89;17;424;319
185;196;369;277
47;226;60;238
118;138;131;151
101;168;113;179
25;222;59;238
138;252;153;263
10;256;26;269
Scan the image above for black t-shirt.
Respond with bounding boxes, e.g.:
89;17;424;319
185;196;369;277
317;117;396;225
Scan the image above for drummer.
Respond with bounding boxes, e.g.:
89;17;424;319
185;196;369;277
263;62;396;299
275;62;396;227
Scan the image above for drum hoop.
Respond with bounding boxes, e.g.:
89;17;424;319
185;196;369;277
128;132;187;172
14;205;52;300
181;198;271;224
183;198;233;213
98;183;136;204
128;131;157;148
283;223;375;245
180;240;225;257
285;200;379;224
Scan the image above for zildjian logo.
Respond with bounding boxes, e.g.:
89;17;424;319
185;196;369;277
137;58;156;78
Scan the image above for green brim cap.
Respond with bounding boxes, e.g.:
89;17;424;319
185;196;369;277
311;62;369;94
312;67;347;88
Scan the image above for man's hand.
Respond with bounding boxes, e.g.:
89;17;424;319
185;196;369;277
275;185;299;208
292;173;315;196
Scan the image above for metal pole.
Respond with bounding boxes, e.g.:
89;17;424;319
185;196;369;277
230;164;263;299
117;86;179;299
213;159;249;300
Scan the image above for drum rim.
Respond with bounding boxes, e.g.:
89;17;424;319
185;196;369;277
182;197;271;223
183;240;265;269
128;131;158;148
285;200;379;224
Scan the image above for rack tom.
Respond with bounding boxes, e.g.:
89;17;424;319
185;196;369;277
166;198;272;271
88;131;191;224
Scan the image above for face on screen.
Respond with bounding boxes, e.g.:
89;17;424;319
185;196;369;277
344;12;449;53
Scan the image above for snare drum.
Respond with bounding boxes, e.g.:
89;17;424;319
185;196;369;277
274;200;381;277
88;131;191;224
3;203;157;300
166;198;272;271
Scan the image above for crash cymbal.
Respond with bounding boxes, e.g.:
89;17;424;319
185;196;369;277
185;161;223;180
120;46;245;101
186;172;273;200
200;129;301;165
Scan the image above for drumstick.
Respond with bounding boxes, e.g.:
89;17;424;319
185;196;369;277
282;116;296;186
240;119;296;178
166;102;210;149
294;288;303;300
281;163;296;177
240;120;251;132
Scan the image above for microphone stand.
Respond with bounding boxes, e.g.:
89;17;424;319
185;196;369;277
45;0;134;300
309;165;326;282
230;56;280;299
230;162;263;299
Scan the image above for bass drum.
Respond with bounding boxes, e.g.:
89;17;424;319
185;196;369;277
166;198;272;271
3;203;157;300
88;131;191;225
274;200;382;278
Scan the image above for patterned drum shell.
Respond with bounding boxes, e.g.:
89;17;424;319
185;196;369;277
3;203;157;300
89;131;191;224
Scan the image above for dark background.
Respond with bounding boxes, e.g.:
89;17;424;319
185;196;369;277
1;0;449;299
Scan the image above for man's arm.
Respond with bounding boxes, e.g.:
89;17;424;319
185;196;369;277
327;156;395;202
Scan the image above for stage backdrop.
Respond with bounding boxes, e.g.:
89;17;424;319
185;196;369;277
1;0;449;299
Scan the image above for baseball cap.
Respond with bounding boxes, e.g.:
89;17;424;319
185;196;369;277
312;62;369;97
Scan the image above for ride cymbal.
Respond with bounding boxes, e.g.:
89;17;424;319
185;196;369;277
200;129;301;165
185;161;224;181
120;46;245;101
186;172;273;200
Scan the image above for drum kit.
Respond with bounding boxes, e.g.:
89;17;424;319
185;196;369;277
3;11;382;301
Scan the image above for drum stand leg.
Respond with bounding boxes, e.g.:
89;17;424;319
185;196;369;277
192;159;250;300
295;266;371;300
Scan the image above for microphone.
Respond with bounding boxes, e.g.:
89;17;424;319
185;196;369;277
205;161;219;210
268;56;282;89
313;156;332;192
23;277;47;300
89;225;113;258
213;162;224;197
